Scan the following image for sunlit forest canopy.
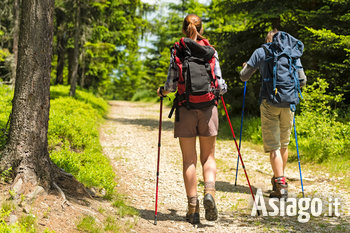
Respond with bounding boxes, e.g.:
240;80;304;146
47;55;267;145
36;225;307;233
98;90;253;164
0;0;349;117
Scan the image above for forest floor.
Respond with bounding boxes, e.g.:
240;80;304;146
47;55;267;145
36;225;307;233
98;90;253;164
99;101;350;233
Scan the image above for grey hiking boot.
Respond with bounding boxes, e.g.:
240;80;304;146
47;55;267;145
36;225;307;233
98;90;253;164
269;177;288;199
203;188;218;221
186;199;200;224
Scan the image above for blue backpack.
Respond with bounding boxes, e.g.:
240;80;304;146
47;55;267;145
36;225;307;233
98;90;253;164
260;31;304;110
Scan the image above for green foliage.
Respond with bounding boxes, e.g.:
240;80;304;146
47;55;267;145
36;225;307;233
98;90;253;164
51;0;151;98
77;215;101;233
0;48;10;62
1;201;15;215
290;79;350;162
0;85;13;148
218;78;350;169
0;201;37;233
206;0;350;116
49;86;115;196
112;194;139;218
131;89;157;102
218;116;262;145
103;216;121;232
0;84;116;197
18;215;36;232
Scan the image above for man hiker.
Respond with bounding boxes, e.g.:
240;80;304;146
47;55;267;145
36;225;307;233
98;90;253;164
239;29;307;198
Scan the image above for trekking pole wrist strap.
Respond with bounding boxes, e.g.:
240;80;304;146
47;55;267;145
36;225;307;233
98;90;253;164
159;86;167;97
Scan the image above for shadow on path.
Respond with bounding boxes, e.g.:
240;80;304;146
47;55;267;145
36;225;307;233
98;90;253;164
136;208;214;228
106;117;173;131
216;181;258;195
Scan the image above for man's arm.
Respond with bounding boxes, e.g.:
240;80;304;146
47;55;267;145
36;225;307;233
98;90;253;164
240;63;257;81
239;48;263;81
299;69;307;87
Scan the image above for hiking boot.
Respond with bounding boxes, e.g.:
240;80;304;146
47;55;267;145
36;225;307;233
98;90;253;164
203;188;218;221
271;176;277;192
269;177;288;199
186;199;200;224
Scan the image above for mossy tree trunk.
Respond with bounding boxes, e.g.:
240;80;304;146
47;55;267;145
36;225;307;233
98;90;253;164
0;0;55;189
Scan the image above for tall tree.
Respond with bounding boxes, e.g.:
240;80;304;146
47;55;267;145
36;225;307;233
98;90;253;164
69;0;81;96
0;0;78;192
205;0;350;115
54;3;67;85
11;0;20;86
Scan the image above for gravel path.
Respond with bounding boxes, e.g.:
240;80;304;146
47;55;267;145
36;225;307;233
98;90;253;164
100;101;349;232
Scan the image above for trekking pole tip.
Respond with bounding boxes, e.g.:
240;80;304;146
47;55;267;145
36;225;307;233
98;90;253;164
154;216;157;225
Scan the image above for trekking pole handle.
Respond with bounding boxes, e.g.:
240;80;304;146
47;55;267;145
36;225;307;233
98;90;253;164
159;86;167;98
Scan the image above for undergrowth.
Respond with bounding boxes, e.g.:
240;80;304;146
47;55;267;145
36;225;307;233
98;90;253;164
48;85;115;197
218;78;350;187
0;85;139;231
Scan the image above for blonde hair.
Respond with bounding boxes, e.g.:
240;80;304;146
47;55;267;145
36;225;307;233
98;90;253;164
182;14;204;41
265;29;279;43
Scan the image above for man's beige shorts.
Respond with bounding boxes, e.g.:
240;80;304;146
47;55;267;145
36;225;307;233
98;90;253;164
174;105;218;138
260;100;294;152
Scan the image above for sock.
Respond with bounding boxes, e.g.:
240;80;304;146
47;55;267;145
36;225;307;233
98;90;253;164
187;195;198;206
275;176;286;185
204;181;215;190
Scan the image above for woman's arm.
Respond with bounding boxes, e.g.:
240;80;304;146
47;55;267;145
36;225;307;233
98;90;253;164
214;51;227;95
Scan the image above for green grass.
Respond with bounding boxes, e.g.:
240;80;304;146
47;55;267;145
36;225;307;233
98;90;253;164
76;193;139;233
218;113;350;189
47;86;115;197
77;215;102;233
0;84;13;148
131;89;176;107
112;194;139;218
0;84;128;231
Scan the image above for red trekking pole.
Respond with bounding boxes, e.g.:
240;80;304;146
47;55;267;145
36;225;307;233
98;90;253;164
221;96;259;215
154;96;163;225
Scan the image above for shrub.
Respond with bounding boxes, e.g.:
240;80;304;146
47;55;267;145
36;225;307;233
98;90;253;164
0;85;13;148
48;86;115;196
291;78;350;162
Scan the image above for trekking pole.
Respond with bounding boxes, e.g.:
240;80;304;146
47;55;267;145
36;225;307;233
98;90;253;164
220;96;259;215
293;115;305;198
154;96;163;225
234;81;247;186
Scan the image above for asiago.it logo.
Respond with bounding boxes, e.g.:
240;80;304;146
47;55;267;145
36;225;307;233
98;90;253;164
251;189;341;223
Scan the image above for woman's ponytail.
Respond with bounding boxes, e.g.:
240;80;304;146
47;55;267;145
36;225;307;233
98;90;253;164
183;14;204;41
186;22;198;41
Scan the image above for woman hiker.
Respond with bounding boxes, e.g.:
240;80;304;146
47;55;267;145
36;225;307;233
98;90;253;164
157;14;227;224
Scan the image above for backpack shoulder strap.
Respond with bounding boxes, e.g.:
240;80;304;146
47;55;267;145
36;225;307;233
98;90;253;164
261;43;273;61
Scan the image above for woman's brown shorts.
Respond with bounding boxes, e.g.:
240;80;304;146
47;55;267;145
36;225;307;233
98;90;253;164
174;105;218;138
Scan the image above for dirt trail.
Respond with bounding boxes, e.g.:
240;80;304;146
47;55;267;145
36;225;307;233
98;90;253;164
100;101;349;232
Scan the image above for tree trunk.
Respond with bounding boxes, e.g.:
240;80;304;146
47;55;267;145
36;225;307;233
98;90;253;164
0;0;54;189
67;47;74;85
11;0;21;87
69;0;80;97
55;29;66;85
79;49;86;88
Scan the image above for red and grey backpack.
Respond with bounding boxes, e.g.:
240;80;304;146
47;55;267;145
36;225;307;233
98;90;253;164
168;37;219;121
